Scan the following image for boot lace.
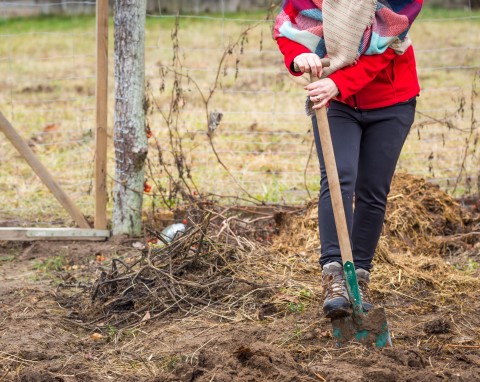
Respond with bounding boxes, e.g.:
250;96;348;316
358;279;372;305
322;274;346;300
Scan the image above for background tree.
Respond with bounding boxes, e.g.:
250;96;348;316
112;0;148;236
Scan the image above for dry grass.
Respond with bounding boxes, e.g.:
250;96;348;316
0;9;479;226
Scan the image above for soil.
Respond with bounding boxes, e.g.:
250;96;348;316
2;243;479;382
1;175;480;381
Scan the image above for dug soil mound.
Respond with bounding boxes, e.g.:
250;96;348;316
1;173;479;381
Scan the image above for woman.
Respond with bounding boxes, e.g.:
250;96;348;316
275;0;423;318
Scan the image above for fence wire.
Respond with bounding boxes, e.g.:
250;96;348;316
144;0;480;205
0;0;478;226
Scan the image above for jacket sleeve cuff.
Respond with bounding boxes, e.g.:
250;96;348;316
329;74;350;102
276;37;310;77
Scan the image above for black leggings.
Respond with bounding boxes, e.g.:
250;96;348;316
312;98;416;271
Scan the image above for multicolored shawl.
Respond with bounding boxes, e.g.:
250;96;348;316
275;0;423;76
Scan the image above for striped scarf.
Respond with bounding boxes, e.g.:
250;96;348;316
275;0;423;76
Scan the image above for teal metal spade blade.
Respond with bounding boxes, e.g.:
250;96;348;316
331;261;392;348
332;310;392;348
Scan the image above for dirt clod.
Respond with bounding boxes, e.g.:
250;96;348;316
424;318;452;334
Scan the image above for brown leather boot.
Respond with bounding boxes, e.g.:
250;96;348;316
321;262;351;319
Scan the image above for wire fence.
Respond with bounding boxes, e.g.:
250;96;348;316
144;1;480;206
0;0;478;226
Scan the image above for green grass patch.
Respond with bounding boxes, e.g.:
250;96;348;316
417;6;480;20
33;255;67;272
455;258;480;275
1;6;478;35
0;255;16;263
0;14;95;33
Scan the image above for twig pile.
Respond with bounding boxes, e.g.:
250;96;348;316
92;218;253;327
72;202;306;330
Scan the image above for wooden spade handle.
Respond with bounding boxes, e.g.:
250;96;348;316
293;58;330;74
298;58;353;265
314;105;353;264
293;56;352;264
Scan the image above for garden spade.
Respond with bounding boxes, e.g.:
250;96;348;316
298;59;392;348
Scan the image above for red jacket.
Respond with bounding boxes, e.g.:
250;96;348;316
276;37;420;110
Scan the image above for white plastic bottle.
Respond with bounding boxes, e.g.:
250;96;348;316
160;223;186;243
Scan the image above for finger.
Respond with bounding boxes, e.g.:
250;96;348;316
307;85;325;96
313;55;323;77
311;91;324;104
312;96;329;109
295;59;305;73
309;90;323;103
308;54;318;77
303;60;311;73
307;88;322;97
305;80;322;91
307;56;318;77
295;57;308;73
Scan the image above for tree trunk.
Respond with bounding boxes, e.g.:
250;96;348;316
112;0;147;236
